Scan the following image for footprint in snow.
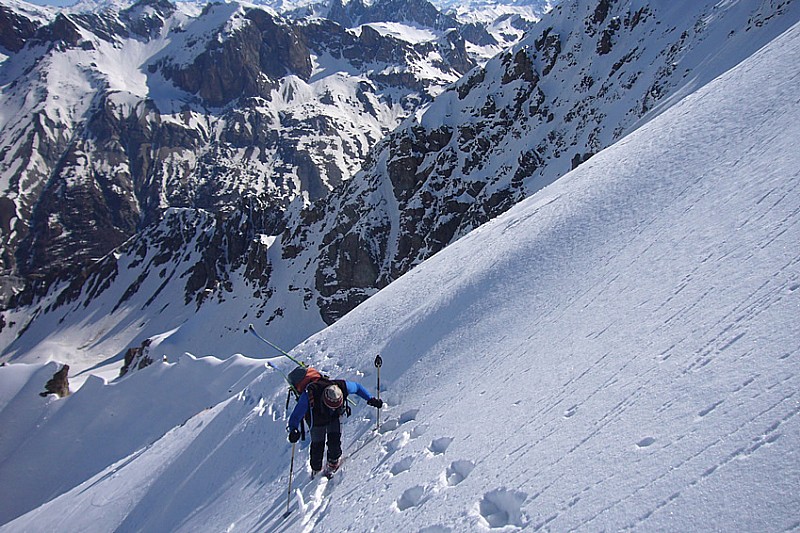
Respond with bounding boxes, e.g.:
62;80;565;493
428;437;453;455
390;456;415;476
444;460;475;486
476;488;529;529
379;409;420;434
395;485;429;511
637;436;656;448
379;419;401;433
385;433;411;453
400;409;419;422
410;423;429;439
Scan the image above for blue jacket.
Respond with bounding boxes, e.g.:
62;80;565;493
288;380;372;431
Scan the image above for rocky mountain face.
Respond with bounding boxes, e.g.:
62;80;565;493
0;0;494;308
280;0;800;323
327;0;491;43
0;4;40;53
2;0;797;373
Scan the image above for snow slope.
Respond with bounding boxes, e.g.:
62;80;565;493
0;354;269;524
1;13;799;533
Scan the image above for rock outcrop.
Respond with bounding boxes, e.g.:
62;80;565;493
40;364;70;397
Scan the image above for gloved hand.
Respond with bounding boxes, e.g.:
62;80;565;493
288;428;301;443
367;397;384;409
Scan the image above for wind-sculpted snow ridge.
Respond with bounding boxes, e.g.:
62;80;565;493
1;12;798;532
0;352;268;525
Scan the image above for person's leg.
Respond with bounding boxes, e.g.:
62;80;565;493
326;417;342;468
310;425;326;472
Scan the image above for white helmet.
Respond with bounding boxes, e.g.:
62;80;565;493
322;384;344;409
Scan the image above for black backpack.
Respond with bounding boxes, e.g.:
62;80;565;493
306;379;351;420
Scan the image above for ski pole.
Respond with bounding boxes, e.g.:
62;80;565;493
374;354;382;431
284;442;296;518
248;324;307;367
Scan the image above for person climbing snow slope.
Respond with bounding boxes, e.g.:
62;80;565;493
287;377;383;476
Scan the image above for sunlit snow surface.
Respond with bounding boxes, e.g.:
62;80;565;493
1;12;799;533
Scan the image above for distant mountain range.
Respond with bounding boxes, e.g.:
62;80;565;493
0;0;544;302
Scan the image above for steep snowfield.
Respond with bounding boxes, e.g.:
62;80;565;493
2;14;799;533
0;354;268;524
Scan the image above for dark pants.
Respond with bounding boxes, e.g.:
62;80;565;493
309;417;342;471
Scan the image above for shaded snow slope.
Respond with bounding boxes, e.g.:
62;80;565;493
0;354;267;523
2;14;800;533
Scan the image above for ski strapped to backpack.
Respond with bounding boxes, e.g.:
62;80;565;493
248;324;307;368
252;324;357;440
266;362;326;441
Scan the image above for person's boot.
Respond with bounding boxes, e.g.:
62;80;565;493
323;459;340;478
